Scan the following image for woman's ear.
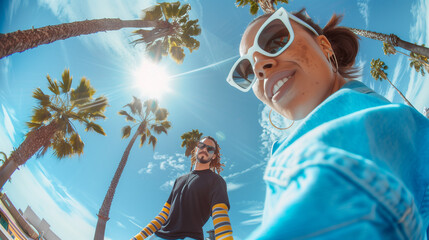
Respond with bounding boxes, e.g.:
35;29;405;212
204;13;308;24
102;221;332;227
317;35;334;58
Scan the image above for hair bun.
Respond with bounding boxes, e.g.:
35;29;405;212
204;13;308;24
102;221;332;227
322;14;360;79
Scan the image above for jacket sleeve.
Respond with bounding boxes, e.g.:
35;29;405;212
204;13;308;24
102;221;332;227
212;203;233;240
131;202;171;240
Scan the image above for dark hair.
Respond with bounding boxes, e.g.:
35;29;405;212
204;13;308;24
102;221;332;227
190;136;225;174
250;8;360;80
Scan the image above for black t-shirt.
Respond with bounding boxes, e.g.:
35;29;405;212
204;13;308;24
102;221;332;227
155;169;229;240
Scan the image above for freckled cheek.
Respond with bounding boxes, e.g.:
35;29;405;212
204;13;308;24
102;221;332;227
252;81;267;102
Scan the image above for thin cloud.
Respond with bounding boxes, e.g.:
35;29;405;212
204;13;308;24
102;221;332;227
357;0;370;28
223;162;265;180
117;221;126;229
160;179;175;191
137;162;155;174
239;202;263;226
2;105;16;143
386;55;405;102
227;182;244;192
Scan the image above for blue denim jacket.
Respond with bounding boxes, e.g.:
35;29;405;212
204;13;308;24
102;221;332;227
248;81;429;240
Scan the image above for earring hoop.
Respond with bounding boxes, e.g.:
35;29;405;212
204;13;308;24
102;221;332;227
328;51;339;73
269;109;294;130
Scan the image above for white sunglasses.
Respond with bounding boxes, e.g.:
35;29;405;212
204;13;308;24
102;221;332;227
226;7;319;92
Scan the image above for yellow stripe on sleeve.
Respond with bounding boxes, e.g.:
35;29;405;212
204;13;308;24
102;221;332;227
212;203;233;240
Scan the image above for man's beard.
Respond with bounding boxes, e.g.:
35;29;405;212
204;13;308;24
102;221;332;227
197;154;211;164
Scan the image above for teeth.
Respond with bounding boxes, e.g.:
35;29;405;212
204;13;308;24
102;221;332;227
273;77;291;95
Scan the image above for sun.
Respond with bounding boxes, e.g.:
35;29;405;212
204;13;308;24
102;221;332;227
132;61;172;100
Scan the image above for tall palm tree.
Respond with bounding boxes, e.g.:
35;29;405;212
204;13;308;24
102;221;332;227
235;0;289;15
0;69;108;188
0;1;200;63
180;129;203;170
94;97;171;240
370;58;415;109
349;28;429;59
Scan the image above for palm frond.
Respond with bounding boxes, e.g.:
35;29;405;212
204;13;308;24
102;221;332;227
177;3;191;18
121;125;132;139
161;120;171;129
124;96;143;116
85;122;106;136
155;108;169;121
118;110;136;122
144;99;159;114
52;137;73;159
79;96;108;115
57;117;75;134
71;77;95;106
70;133;84;156
46;75;60;95
31;107;52;123
139;134;147;147
169;46;185;64
60;69;72;93
151;125;168;135
148;135;157;150
32;88;51;107
26;121;43;130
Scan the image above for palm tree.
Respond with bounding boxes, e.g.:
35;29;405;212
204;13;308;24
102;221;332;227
94;97;171;240
409;50;429;76
370;58;415;109
383;42;429;76
180;129;203;170
0;1;200;63
349;28;429;59
132;1;201;63
235;0;289;15
0;69;108;188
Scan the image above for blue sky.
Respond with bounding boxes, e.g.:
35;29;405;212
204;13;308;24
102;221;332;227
0;0;428;239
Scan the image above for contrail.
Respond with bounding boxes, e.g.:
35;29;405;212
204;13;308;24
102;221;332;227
170;55;239;79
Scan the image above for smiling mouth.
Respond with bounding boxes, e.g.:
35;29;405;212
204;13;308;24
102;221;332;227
273;76;292;95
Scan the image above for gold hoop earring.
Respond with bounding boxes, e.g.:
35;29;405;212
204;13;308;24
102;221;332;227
269;109;294;130
328;51;339;73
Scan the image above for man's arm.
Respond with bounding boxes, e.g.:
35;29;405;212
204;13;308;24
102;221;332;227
131;202;171;240
212;203;233;240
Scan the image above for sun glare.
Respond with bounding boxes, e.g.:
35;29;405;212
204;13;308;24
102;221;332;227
132;61;172;100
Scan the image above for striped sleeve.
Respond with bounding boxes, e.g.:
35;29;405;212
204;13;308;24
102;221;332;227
212;203;233;240
131;202;171;240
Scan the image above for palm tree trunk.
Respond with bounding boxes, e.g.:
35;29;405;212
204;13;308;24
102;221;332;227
94;124;145;240
0;19;160;59
349;28;429;59
0;121;58;188
383;75;415;109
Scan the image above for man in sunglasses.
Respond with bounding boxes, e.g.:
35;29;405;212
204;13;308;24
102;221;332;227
132;136;233;240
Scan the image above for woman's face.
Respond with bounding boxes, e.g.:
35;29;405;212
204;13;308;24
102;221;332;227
240;17;344;120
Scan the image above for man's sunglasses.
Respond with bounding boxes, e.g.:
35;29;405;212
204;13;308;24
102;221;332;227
197;142;216;154
226;7;319;92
